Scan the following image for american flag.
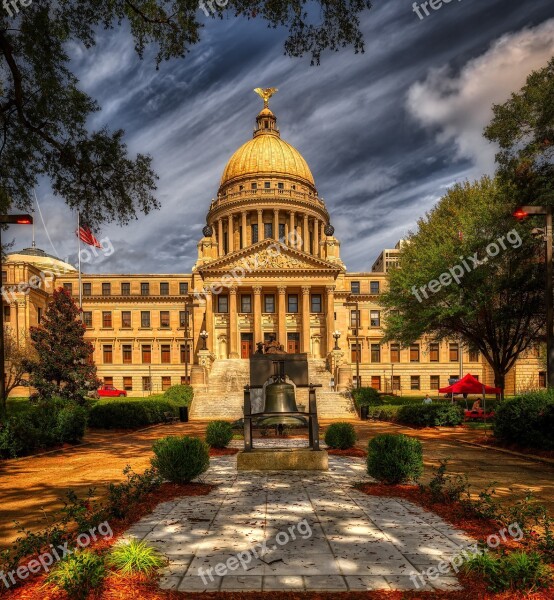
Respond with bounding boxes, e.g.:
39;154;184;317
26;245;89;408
77;224;101;248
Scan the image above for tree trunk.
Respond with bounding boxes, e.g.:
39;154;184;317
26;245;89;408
494;370;505;401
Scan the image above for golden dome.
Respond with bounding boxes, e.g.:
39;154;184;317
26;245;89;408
219;105;315;190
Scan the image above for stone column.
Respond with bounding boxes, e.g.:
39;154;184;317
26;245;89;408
302;286;311;356
228;214;234;253
218;219;224;256
241;211;247;248
289;211;295;246
253;286;262;344
277;286;287;349
303;214;309;252
205;290;214;352
325;285;335;355
229;287;238;358
314;219;320;257
273;208;279;241
257;209;264;242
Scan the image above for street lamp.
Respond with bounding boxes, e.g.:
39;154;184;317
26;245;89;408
0;214;34;405
200;330;209;351
332;330;341;350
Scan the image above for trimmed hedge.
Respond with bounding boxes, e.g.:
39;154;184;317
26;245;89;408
396;403;463;427
163;385;194;407
367;434;423;484
493;390;554;450
151;436;209;483
324;422;357;449
351;387;381;407
205;421;233;448
366;405;402;421
88;399;178;429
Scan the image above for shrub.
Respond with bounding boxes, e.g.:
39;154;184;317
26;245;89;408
494;390;554;450
324;422;357;449
396;403;463;427
463;550;553;592
367;434;423;484
424;458;469;504
151;436;209;483
57;403;88;443
46;550;105;600
163;384;194;406
88;399;177;429
108;539;165;575
107;465;162;519
366;405;401;421
205;421;233;448
351;387;381;407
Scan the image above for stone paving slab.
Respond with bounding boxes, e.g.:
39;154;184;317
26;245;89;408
123;455;471;592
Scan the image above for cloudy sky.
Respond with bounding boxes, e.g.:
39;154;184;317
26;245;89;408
24;0;554;274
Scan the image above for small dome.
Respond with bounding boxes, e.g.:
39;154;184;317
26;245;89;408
7;246;77;273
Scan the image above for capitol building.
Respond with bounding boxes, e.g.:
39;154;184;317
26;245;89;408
4;92;543;417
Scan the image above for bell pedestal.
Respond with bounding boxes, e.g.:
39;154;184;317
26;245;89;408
237;448;328;471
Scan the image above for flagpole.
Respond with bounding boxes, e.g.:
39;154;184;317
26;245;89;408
78;211;82;310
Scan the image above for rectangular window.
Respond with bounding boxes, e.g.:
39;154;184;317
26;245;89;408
371;376;381;390
102;282;111;296
351;343;361;363
277;182;284;190
410;344;420;362
142;345;151;364
430;375;440;390
411;375;421;390
469;349;479;362
121;282;130;296
264;181;271;189
82;282;91;296
251;182;257;190
161;344;171;364
103;345;113;364
370;281;380;295
63;283;73;294
179;282;188;295
251;224;258;244
122;345;132;364
539;371;546;388
83;311;92;327
449;343;459;362
179;310;189;328
104;376;113;387
371;344;381;363
180;344;191;364
264;222;273;239
429;342;440;362
223;232;228;253
140;282;149;296
311;294;322;313
287;294;298;313
370;310;380;327
241;294;252;313
350;281;360;294
123;376;133;391
3;305;9;322
121;311;131;328
160;311;170;328
160;282;169;296
162;376;171;391
37;307;42;323
142;376;151;391
392;375;401;392
217;295;228;313
279;223;286;241
140;311;151;328
1;271;6;283
350;310;360;328
264;294;275;313
390;343;400;363
102;311;112;328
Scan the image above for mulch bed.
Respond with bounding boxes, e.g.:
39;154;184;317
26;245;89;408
327;448;367;457
209;448;239;456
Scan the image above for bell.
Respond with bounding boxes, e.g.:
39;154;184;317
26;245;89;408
264;381;298;413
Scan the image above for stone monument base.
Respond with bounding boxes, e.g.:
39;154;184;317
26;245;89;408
237;448;328;471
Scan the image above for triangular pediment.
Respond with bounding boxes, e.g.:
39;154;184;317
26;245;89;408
197;240;343;275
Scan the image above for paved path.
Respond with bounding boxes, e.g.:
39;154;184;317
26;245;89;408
123;455;471;593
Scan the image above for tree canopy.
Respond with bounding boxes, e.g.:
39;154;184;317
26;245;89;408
380;177;544;393
0;1;372;227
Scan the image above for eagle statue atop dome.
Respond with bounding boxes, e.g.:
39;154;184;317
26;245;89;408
254;87;278;109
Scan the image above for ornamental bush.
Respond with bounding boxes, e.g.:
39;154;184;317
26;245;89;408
493;390;554;450
46;550;106;600
324;422;357;449
205;420;233;448
88;399;177;429
151;436;209;483
163;384;194;406
57;403;88;443
367;434;423;484
351;387;381;407
366;405;401;421
395;403;463;427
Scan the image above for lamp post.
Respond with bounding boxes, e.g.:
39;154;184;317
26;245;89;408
200;330;209;351
0;214;33;406
332;330;341;350
514;206;553;387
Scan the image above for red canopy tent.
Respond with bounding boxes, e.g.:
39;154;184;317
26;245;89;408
439;373;501;395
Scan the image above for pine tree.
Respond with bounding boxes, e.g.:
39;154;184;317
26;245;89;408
25;288;99;402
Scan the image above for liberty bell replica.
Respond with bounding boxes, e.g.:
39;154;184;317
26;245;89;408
264;361;298;414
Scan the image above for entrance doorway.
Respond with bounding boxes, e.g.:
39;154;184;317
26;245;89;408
241;333;254;358
287;332;300;354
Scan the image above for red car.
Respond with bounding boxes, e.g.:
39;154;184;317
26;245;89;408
97;385;127;398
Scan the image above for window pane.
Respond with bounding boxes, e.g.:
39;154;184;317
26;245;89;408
370;310;380;327
102;283;111;296
241;295;252;313
121;311;131;328
162;376;171;391
142;376;151;391
160;311;170;327
264;295;275;313
410;344;420;362
160;282;169;295
179;282;188;295
311;294;322;313
83;283;91;296
429;343;439;362
122;345;132;364
350;310;360;328
370;281;380;294
83;311;92;327
278;223;286;241
218;295;228;313
102;311;112;328
411;376;420;390
390;343;400;363
123;377;133;391
141;282;149;296
103;345;113;364
251;224;258;244
430;375;440;390
350;281;360;294
264;222;273;239
141;311;150;327
63;283;73;294
351;344;361;363
121;282;130;295
180;344;191;363
371;344;381;362
287;294;298;313
449;343;459;362
142;345;151;363
161;345;171;364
